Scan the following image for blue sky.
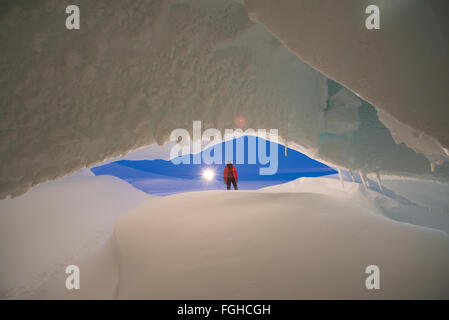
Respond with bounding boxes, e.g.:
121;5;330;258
91;136;337;196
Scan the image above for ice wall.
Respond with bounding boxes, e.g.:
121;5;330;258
243;0;449;164
0;0;448;198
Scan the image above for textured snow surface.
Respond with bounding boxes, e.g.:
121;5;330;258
1;0;448;198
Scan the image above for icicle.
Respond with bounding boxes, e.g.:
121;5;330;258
283;134;288;157
337;168;345;189
349;169;355;182
358;170;365;186
359;170;368;189
444;148;449;157
376;171;383;191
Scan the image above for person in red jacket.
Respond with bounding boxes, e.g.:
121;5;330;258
223;160;238;190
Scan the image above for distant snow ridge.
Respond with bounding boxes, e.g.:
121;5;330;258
1;0;448;198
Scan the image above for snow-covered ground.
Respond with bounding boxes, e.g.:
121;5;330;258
0;170;151;299
113;178;449;299
3;174;446;299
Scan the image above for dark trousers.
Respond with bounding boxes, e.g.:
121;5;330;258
226;178;238;190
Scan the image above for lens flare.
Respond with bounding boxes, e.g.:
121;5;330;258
202;169;215;181
234;115;247;128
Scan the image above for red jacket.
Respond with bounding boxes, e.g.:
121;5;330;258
223;165;238;181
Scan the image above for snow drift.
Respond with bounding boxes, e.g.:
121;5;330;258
114;178;449;299
0;170;151;299
2;172;448;299
1;0;448;199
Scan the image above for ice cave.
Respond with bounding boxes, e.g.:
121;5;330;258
0;0;448;299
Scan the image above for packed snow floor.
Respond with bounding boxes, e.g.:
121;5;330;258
0;170;152;299
5;176;445;299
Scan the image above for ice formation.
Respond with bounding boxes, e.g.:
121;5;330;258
337;168;344;189
244;0;449;161
1;0;448;199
